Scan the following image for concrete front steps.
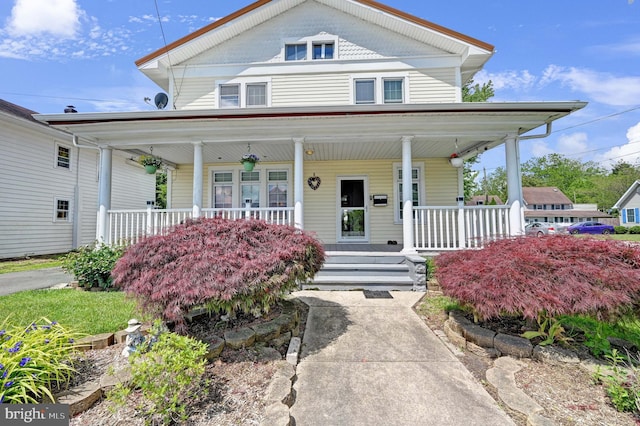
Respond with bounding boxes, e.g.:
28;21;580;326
305;252;423;291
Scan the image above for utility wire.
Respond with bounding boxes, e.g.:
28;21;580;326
153;0;179;109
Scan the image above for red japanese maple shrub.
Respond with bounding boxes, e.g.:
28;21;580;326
435;235;640;322
112;217;325;332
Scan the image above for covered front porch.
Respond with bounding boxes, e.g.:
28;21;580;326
36;102;586;253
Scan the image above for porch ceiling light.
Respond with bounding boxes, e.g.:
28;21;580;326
305;148;314;155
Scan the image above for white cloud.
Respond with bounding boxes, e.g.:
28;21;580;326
595;121;640;167
539;65;640;106
474;69;537;92
6;0;80;38
530;132;589;159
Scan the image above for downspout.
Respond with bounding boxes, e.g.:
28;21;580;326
72;135;101;246
519;122;552;140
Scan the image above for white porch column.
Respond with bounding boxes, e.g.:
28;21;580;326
192;142;203;218
505;135;524;235
293;138;304;229
97;147;112;245
401;136;416;254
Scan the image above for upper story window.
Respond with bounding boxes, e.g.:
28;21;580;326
220;84;240;108
246;83;267;107
383;79;404;104
218;81;270;109
285;44;307;61
312;42;334;59
353;76;407;105
355;79;375;104
56;144;71;169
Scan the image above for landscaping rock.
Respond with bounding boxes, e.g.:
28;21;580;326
286;337;301;365
90;332;115;350
467;341;500;358
460;323;496;348
447;311;472;335
533;345;580;365
443;319;467;350
253;320;282;342
271;331;292;348
494;333;533;358
257;346;283;361
74;336;94;352
205;336;225;361
99;366;132;391
275;314;296;334
261;402;292;426
55;381;102;416
265;376;294;404
114;330;128;344
224;328;256;349
607;336;638;353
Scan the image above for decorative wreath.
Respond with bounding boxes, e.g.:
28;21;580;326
307;175;321;190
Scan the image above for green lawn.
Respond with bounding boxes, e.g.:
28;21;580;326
0;289;146;336
609;234;640;242
0;255;65;274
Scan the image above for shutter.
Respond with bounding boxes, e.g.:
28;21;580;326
622;209;627;224
636;208;640;223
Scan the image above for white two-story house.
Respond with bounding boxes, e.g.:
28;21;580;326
36;0;586;253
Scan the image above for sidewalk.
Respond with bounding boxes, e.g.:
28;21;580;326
289;291;514;426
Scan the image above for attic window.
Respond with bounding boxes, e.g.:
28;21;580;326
220;84;240;108
56;144;71;169
285;44;307;61
312;42;334;59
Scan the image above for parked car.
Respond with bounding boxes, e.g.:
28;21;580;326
567;221;615;235
525;222;557;236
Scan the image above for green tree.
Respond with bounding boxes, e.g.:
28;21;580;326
155;172;167;209
461;79;494;199
478;166;508;204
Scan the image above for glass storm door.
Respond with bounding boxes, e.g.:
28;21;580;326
338;177;368;242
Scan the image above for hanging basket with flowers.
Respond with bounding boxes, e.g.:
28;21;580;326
138;155;163;174
240;153;260;171
449;153;463;168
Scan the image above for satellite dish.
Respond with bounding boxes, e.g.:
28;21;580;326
154;93;169;110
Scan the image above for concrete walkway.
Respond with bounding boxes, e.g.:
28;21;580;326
0;267;73;296
290;291;514;426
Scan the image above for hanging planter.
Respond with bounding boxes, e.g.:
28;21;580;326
449;153;463;168
240;153;259;171
138;155;163;174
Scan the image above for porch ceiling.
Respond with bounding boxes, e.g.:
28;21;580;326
35;102;586;165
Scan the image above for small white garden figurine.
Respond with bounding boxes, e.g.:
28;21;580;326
122;318;145;358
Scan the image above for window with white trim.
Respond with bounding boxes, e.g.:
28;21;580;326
56;144;71;169
213;172;233;209
268;170;288;207
285;44;307;61
627;208;636;223
394;166;422;222
246;83;267;107
219;84;240;108
55;198;70;222
383;78;404;103
312;42;334;59
353;76;406;105
355;79;375;104
241;170;260;208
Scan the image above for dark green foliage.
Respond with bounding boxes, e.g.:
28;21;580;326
630;226;640;235
112;218;325;332
615;226;629;234
62;244;125;289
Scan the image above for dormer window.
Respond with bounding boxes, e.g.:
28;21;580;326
285;44;307;61
312;42;334;59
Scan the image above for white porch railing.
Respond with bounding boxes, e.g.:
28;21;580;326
103;206;294;246
414;205;513;251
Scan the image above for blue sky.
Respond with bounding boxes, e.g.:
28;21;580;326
1;0;639;174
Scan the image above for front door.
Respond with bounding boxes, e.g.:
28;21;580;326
337;177;369;242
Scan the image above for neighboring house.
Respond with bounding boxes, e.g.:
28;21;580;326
466;195;503;206
36;0;586;252
0;99;156;259
613;180;640;228
523;187;613;224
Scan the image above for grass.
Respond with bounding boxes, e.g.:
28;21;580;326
0;289;146;336
609;234;640;242
0;255;65;274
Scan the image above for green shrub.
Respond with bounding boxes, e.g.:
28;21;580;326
630;226;640;235
0;317;80;404
615;226;629;235
595;349;639;414
62;244;125;289
108;331;208;424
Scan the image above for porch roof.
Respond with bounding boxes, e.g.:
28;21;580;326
35;101;586;165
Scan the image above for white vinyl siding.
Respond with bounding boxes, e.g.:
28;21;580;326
408;69;457;103
271;74;350;106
